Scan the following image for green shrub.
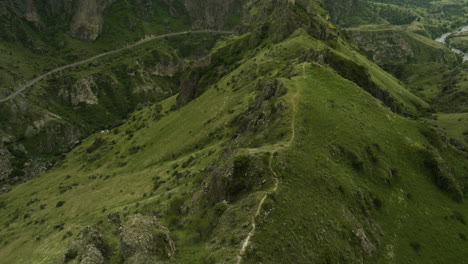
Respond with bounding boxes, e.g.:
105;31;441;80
410;241;421;252
64;248;78;263
423;148;463;202
128;145;142;155
227;155;251;197
214;201;228;215
86;138;106;153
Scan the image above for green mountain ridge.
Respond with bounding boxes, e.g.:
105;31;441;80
0;0;467;263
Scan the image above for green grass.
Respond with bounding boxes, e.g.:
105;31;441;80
244;61;468;264
0;29;291;263
434;113;468;143
0;12;467;264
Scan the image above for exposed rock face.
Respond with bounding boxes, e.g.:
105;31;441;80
60;76;99;106
36;122;81;154
0;0;115;42
120;214;175;264
2;0;242;43
0;144;12;182
151;57;185;77
23;0;40;23
184;0;243;29
65;226;109;264
70;0;116;41
0;99;81;192
346;29;459;68
176;70;201;107
80;245;105;264
239;0;338;43
324;0;367;25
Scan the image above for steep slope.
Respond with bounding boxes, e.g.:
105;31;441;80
243;54;467;264
0;1;467;263
324;0;468;148
0;0;240;192
0;32;223;192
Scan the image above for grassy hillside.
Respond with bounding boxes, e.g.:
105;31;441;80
327;0;468;34
0;26;466;264
245;61;468;264
344;23;468;111
0;31;223;189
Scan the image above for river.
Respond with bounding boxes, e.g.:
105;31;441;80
435;25;468;62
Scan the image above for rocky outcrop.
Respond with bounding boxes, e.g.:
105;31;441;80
120;214;175;264
346;29;459;70
0;143;12;182
65;226;109;264
151;57;186;77
324;0;372;26
176;69;201;107
69;0;116;41
0;0;116;42
36;122;81;154
23;0;40;23
184;0;242;29
0;99;81;193
239;0;338;43
59;76;99;106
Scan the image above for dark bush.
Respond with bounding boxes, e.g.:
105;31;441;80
64;248;78;262
423;148;463;202
420;127;443;149
56;201;65;208
128;145;142;155
53;222;65;230
227;155;251;197
452;211;466;225
214;201;228;215
459;233;467;241
166;197;185;227
410;241;421;252
86;138;106;153
182;156;195;168
373;197;382;210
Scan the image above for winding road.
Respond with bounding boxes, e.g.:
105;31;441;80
0;30;233;103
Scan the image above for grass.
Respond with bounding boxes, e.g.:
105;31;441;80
244;61;468;264
0;9;467;264
434;113;468;143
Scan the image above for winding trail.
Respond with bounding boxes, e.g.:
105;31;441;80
236;63;305;264
0;30;233;103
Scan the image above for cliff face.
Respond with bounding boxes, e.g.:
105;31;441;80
184;0;244;29
346;28;459;73
0;0;242;42
0;0;115;41
0;46;188;191
69;0;116;41
239;0;338;43
323;0;381;26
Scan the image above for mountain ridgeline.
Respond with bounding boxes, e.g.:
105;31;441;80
0;0;467;263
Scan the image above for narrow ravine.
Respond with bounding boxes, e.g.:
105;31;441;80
0;30;233;103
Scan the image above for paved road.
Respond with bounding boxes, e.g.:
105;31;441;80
0;30;233;103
